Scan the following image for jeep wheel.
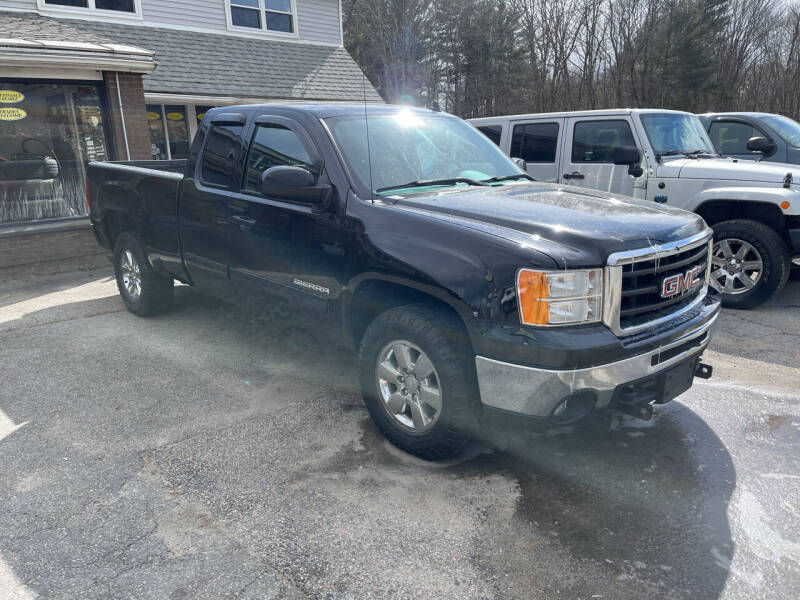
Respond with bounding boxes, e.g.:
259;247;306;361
710;219;790;309
358;304;478;460
113;232;174;317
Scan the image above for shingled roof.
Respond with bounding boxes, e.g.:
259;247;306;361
0;11;382;102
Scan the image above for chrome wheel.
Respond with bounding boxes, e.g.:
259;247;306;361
376;340;442;433
710;238;763;295
119;250;142;300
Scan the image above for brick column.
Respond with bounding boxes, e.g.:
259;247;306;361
103;71;151;161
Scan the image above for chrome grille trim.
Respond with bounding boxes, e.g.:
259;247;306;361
603;229;714;337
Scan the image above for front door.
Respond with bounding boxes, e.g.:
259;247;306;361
228;116;348;317
560;117;640;197
179;121;244;297
508;118;564;182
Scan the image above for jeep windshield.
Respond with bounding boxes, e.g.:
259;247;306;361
324;109;525;197
640;113;716;157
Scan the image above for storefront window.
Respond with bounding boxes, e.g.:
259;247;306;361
0;81;108;224
164;105;190;159
146;104;168;160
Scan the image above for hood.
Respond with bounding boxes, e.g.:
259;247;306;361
661;156;800;184
389;182;706;267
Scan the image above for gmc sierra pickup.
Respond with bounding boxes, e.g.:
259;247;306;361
88;104;720;460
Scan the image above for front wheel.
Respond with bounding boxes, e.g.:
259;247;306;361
358;304;479;460
710;219;790;309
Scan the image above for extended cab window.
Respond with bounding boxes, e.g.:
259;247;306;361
201;124;244;189
243;124;312;193
477;125;502;146
511;122;559;163
708;121;763;154
572;120;635;163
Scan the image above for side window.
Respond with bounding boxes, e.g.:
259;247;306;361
244;124;313;193
477;125;503;146
708;121;762;154
511;122;559;163
200;124;243;189
572;120;636;163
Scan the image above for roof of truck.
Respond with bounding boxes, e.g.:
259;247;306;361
697;112;778;119
212;104;450;119
468;108;692;124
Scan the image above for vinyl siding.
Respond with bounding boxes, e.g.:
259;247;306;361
1;0;37;11
297;0;341;45
140;0;227;31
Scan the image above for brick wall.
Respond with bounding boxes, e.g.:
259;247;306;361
0;221;107;281
103;71;151;161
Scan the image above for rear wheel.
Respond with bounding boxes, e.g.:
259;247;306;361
710;219;790;309
113;232;173;317
358;304;478;460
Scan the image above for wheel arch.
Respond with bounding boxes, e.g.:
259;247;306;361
344;276;474;352
695;199;786;233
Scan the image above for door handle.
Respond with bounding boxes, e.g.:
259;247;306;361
563;171;585;180
231;215;256;229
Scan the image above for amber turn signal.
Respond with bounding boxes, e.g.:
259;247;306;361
517;269;550;325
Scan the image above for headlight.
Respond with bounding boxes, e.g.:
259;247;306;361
516;268;603;326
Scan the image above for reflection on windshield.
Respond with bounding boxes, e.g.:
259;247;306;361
640;113;715;156
325;111;521;195
763;114;800;147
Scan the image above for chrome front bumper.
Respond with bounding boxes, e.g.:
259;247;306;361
475;313;717;417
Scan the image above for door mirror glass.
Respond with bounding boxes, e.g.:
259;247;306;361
260;166;330;205
746;136;777;155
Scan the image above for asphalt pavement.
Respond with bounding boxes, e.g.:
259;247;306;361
0;268;798;599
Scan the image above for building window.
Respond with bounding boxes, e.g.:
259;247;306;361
40;0;139;15
147;104;220;161
0;81;109;224
229;0;295;34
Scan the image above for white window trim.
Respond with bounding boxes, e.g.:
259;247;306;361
225;0;300;39
37;0;143;21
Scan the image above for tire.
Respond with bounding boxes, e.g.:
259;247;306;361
113;231;174;317
710;219;790;309
358;303;479;460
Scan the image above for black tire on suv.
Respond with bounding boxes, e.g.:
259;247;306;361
711;219;790;309
113;232;174;317
358;303;479;460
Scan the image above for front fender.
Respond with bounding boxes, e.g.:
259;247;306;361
691;185;800;216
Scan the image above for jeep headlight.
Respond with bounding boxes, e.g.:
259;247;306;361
517;268;603;326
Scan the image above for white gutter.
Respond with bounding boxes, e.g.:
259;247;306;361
0;52;157;73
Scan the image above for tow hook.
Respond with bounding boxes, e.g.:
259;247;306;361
695;362;713;379
617;403;654;421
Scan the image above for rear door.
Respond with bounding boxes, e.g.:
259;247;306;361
560;116;640;196
508;118;564;182
227;114;349;316
179;114;245;297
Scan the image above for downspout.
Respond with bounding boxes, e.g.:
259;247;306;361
115;72;131;161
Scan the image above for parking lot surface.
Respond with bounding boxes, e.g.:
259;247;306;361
1;269;799;599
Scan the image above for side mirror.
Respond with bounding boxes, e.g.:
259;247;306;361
511;157;527;172
746;136;777;156
260;166;331;206
613;146;641;166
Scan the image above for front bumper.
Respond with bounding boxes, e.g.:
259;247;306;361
475;309;718;418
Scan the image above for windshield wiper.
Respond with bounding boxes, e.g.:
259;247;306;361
657;149;696;161
481;173;535;183
686;149;717;157
375;177;489;194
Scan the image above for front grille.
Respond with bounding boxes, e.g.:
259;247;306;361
619;242;709;330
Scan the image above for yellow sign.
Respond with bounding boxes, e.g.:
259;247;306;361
147;111;161;121
196;112;206;121
0;90;24;104
166;112;184;121
0;107;26;121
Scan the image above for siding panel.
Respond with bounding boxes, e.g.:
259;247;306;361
297;0;341;45
140;0;227;31
1;0;37;12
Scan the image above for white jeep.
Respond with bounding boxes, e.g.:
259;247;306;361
470;109;800;308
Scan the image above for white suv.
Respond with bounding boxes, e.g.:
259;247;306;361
470;109;800;308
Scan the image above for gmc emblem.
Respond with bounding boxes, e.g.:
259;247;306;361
661;266;703;298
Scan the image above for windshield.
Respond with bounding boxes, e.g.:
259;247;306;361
763;114;800;147
640;113;715;156
325;110;523;196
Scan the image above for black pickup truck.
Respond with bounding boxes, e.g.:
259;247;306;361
88;104;720;459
